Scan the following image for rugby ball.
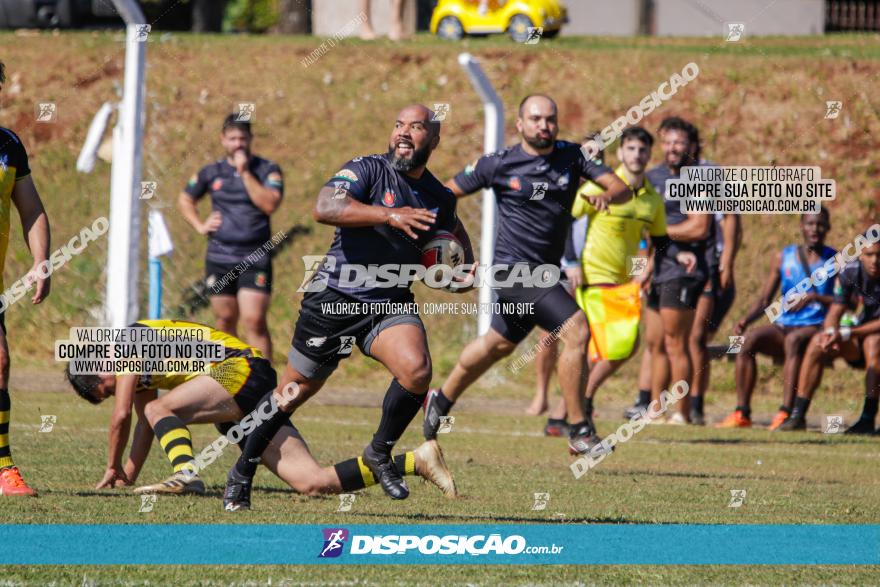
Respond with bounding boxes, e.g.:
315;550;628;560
420;231;465;289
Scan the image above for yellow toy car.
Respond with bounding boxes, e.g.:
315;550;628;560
431;0;567;43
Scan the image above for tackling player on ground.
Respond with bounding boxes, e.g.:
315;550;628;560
423;94;634;455
0;61;52;497
222;104;473;510
65;320;456;502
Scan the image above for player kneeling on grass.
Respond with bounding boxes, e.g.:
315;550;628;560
65;320;456;504
717;209;836;430
779;236;880;433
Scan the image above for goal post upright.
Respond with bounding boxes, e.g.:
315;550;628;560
105;0;148;328
457;53;503;335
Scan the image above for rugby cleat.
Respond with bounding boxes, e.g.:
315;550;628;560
777;415;807;431
567;423;613;457
715;410;752;429
543;419;569;437
413;440;458;498
223;468;253;511
423;388;445;441
667;412;689;426
0;466;37;496
134;471;206;496
844;418;875;435
363;445;409;500
623;402;650;420
768;410;790;431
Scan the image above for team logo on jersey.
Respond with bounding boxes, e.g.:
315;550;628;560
509;176;522;191
534;162;549;173
333;169;359;182
530;182;549;201
211;178;223;191
382;190;397;207
556;172;570;189
319;528;349;558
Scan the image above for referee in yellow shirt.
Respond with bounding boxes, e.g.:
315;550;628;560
571;127;694;419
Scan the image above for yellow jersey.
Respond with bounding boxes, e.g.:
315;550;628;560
572;165;666;285
129;319;263;394
0;128;31;291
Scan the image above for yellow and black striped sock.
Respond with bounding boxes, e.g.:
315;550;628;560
334;452;416;491
0;389;12;470
154;416;195;474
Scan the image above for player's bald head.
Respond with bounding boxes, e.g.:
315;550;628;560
518;94;557;119
397;104;440;137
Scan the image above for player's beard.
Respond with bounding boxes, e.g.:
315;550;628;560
388;144;431;171
524;133;553;150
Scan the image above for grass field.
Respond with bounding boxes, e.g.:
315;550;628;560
0;30;879;585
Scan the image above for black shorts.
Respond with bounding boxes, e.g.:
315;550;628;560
846;338;867;369
288;288;424;380
226;356;278;414
205;259;272;296
709;282;736;332
490;276;580;345
647;277;706;311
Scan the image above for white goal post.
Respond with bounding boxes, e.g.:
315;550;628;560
457;53;503;335
105;0;148;328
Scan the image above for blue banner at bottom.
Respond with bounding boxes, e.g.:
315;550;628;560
1;524;877;565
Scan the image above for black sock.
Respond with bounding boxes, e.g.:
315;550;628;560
691;395;704;415
370;379;425;455
778;405;792;415
638;389;651;405
791;397;811;420
859;396;879;422
334;452;416;492
434;388;454;414
584;397;594;417
0;389;11;470
234;391;291;479
736;405;751;419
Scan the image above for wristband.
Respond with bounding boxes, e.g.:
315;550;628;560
840;326;852;342
824;327;836;337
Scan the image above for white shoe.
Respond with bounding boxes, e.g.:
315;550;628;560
134;471;206;495
667;413;689;426
413;440;458;498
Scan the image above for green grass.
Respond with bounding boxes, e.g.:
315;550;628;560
1;370;878;584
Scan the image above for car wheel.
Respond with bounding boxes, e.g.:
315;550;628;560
437;16;464;41
507;14;534;43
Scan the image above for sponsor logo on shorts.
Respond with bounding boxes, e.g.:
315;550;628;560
254;272;267;288
306;337;327;348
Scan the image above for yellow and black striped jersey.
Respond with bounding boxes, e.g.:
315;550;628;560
0;128;31;290
129;319;263;393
